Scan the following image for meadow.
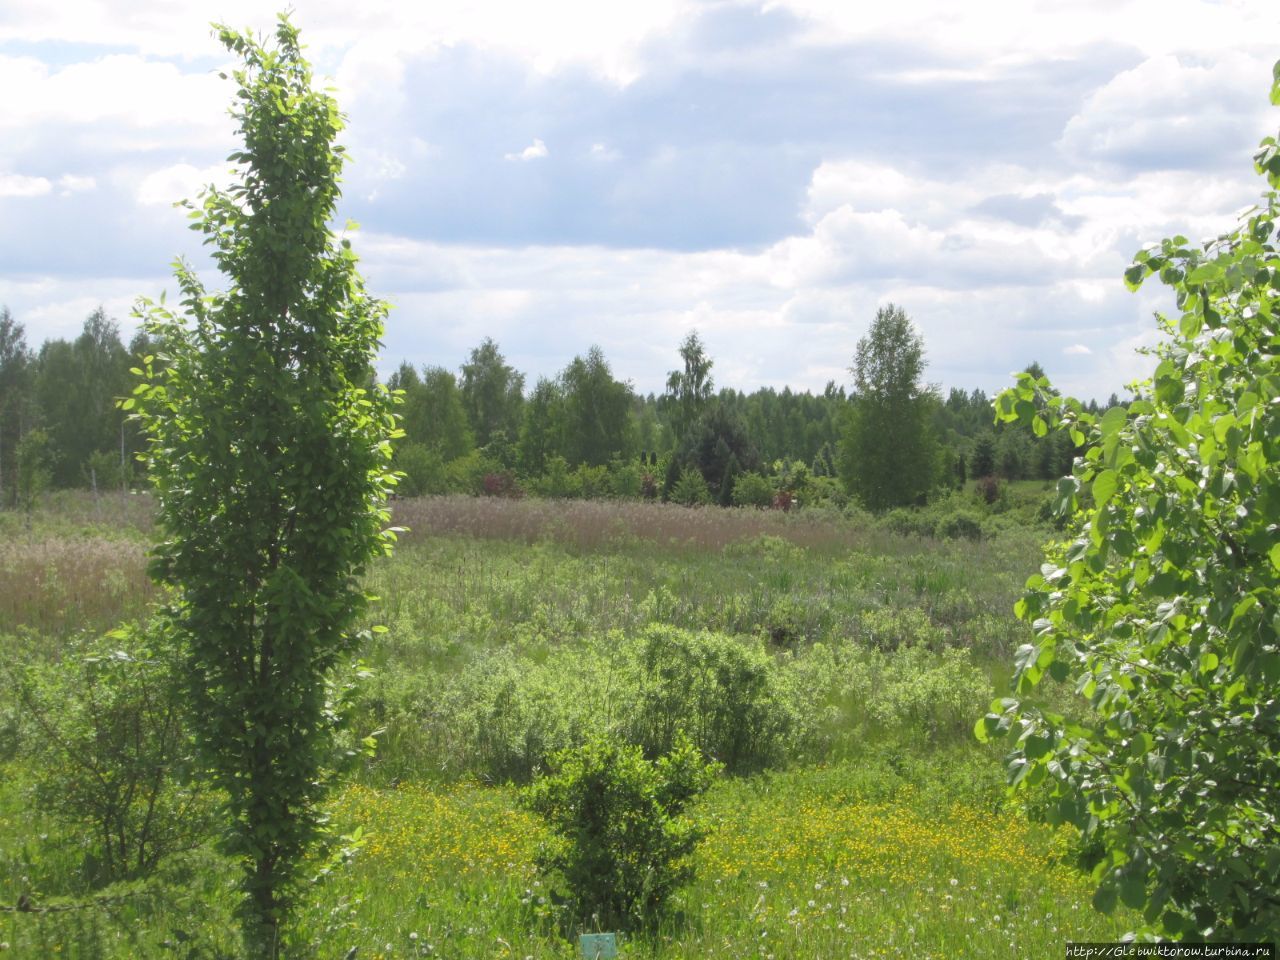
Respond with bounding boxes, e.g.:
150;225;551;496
0;491;1132;957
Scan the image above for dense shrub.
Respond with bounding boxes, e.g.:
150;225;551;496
974;474;1001;505
520;733;720;931
730;471;774;508
392;443;444;497
629;626;793;774
937;510;983;541
607;458;644;499
860;606;947;651
868;647;989;738
669;467;711;506
481;470;523;498
529;455;579;499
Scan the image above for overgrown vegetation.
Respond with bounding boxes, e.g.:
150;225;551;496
0;491;1117;956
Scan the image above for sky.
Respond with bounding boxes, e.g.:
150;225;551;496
2;0;1278;402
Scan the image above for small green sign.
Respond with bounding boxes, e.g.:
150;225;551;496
578;932;618;959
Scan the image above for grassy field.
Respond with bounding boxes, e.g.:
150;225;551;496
0;492;1130;957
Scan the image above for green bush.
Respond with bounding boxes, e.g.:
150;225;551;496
730;471;774;508
608;458;645;499
983;62;1280;936
530;455;581;499
9;620;213;883
869;647;990;738
406;626;795;781
440;647;609;783
669;467;711;506
629;625;792;774
859;606;947;651
937;510;983;541
520;733;720;931
573;462;611;500
444;450;502;495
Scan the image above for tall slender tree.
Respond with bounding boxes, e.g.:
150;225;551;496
560;345;634;467
663;330;714;445
132;18;398;956
838;304;940;510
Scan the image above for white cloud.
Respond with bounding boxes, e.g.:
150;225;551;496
0;172;52;197
777;0;1277;64
505;138;549;162
1059;52;1273;169
57;174;97;195
0;54;228;140
135;163;231;207
0;0;690;84
3;0;1278;408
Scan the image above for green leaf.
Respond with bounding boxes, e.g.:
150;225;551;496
1098;405;1127;439
1092;470;1119;506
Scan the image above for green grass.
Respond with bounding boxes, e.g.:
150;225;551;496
0;493;1119;957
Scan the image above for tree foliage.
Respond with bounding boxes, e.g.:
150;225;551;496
980;64;1280;940
839;304;939;510
560;345;634;467
663;330;714;445
459;336;524;450
131;17;398;955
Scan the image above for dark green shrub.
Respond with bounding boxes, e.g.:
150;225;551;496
869;647;990;738
937;510;983;541
669;467;711;506
860;606;946;652
520;733;720;931
730;471;774;508
574;462;611;500
607;458;644;499
630;625;791;773
531;455;581;499
881;507;934;538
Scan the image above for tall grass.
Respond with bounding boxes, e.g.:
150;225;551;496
0;536;153;640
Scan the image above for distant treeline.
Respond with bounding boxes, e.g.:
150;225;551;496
0;305;1123;511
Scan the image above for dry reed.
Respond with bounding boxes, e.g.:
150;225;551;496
391;495;891;553
0;536;154;639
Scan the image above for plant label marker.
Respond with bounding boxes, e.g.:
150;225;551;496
578;933;618;958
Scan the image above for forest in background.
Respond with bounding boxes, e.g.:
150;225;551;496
0;303;1123;513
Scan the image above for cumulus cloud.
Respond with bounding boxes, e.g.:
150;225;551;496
1059;52;1274;171
2;0;1278;405
505;138;549;162
0;54;227;137
0;172;52;197
57;174;96;195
